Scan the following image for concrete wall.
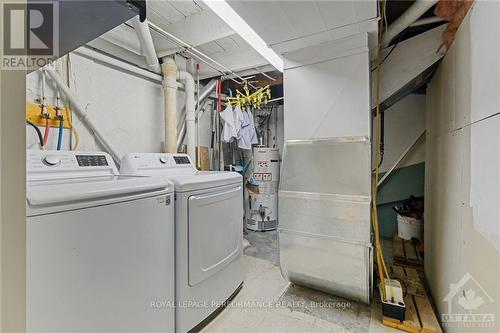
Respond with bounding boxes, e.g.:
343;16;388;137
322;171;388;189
425;2;500;331
26;48;214;160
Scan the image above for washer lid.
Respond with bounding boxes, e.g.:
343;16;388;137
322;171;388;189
27;175;173;206
167;171;242;192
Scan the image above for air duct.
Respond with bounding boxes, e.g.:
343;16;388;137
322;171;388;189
382;0;439;47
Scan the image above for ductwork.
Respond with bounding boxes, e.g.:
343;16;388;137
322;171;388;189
131;17;161;73
162;57;178;153
45;66;122;165
177;71;196;161
382;0;439;47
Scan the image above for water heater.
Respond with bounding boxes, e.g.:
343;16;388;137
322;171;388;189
246;147;280;231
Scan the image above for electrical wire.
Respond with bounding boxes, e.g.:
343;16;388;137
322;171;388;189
65;108;79;150
26;120;44;148
56;118;64;150
43;117;50;146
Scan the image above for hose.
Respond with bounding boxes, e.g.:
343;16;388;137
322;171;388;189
26;120;44;148
43;117;50;146
56;118;64;150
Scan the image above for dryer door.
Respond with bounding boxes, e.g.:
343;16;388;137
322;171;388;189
188;185;243;286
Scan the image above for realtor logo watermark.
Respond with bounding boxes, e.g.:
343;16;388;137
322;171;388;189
1;1;58;69
442;273;495;328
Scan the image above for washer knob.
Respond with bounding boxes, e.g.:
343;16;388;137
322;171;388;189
43;154;61;166
159;156;168;164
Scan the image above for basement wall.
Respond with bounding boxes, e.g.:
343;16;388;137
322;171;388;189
26;48;214;158
425;2;500;331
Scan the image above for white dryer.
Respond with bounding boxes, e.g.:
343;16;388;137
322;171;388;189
120;153;243;333
27;150;175;333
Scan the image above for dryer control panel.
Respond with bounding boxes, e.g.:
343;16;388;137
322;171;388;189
27;150;118;181
120;153;196;176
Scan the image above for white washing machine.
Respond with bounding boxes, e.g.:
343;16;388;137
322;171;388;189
121;153;243;333
27;150;175;333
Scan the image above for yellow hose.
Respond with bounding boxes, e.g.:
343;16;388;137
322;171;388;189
65;108;79;150
373;0;391;300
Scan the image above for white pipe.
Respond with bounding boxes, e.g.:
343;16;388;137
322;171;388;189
409;16;445;27
178;70;196;161
162;57;178;153
382;0;438;47
131;16;161;73
44;66;122;164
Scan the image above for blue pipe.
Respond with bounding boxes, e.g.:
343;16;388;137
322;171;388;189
56;119;63;150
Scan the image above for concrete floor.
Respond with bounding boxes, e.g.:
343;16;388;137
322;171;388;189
199;231;399;333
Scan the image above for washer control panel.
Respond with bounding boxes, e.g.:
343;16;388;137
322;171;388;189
27;150;118;180
120;153;196;175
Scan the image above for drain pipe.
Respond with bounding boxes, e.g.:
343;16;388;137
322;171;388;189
44;66;121;164
382;0;438;47
177;79;218;152
177;70;196;161
132;17;161;73
162;57;178;153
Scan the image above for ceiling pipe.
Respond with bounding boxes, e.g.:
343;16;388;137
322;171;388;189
131;16;162;73
382;0;439;48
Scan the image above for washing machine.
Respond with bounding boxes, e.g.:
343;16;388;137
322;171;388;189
27;150;175;333
120;153;243;333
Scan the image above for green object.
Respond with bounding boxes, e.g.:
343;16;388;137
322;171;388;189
377;162;425;238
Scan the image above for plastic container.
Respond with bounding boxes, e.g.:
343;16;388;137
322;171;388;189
397;215;423;240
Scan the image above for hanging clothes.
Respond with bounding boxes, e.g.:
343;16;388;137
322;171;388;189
233;105;245;140
237;107;258;150
220;104;237;143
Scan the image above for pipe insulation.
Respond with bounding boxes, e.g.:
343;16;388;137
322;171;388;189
162;57;178;153
382;0;438;47
178;70;196;161
44;67;122;164
131;16;161;73
177;79;218;151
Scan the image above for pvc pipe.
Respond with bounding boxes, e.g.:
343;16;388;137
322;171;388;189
44;67;122;164
131;16;161;73
178;70;196;161
177;79;218;151
382;0;438;47
162;57;178;153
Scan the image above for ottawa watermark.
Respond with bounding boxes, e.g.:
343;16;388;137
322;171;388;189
441;273;495;329
1;1;59;70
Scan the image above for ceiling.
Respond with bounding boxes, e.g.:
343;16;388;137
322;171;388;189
89;0;381;79
89;0;270;79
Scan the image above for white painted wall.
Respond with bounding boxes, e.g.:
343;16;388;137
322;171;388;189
376;94;426;173
425;2;500;330
26;48;214;161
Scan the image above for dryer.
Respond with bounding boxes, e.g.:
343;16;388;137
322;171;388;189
27;150;175;332
121;153;243;333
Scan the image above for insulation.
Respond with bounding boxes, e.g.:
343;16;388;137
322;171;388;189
435;0;475;49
